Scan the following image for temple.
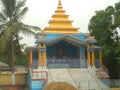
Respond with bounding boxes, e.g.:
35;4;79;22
26;0;108;90
26;0;102;69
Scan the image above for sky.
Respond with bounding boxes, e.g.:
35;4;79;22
21;0;119;46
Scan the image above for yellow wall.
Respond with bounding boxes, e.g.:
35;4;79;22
0;73;26;85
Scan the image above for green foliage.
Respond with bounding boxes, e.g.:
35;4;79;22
88;2;120;79
0;54;8;64
14;52;27;66
114;2;120;27
89;7;114;45
0;0;40;68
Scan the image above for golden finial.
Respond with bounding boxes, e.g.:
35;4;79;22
58;0;62;5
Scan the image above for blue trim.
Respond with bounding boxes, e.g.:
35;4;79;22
46;34;62;40
45;33;86;40
73;34;86;39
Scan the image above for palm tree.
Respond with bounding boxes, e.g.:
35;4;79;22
0;0;40;85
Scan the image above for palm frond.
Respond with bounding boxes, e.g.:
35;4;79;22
20;25;37;36
8;22;40;36
22;24;41;31
17;22;41;36
0;23;6;30
14;7;28;21
20;43;26;50
0;12;7;22
16;0;26;9
0;23;6;38
12;0;28;22
1;0;16;19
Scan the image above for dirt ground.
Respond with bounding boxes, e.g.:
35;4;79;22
44;82;78;90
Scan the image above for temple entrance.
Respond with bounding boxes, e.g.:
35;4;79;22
47;40;80;59
57;48;64;58
46;40;80;68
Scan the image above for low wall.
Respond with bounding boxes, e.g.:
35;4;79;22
0;73;26;85
110;88;120;90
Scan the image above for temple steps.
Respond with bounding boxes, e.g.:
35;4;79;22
47;68;103;89
48;68;93;82
68;68;93;81
47;68;77;87
48;68;73;82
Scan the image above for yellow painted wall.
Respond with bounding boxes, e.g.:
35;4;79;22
0;73;26;85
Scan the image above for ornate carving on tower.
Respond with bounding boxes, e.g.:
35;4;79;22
44;0;80;34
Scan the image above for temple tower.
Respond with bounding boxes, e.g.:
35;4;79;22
44;0;79;34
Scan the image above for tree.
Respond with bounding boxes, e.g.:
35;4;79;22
88;4;120;79
0;0;40;84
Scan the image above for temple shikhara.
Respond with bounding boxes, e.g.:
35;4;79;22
26;0;110;90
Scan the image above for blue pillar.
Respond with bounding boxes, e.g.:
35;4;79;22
80;46;87;68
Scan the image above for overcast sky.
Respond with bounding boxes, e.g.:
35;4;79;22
21;0;119;45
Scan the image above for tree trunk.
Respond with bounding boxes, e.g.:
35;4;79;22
11;73;15;85
8;47;12;68
9;40;15;85
118;64;120;79
11;41;15;85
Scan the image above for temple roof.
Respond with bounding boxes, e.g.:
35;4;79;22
88;46;103;52
35;34;97;46
43;0;80;34
36;34;86;46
